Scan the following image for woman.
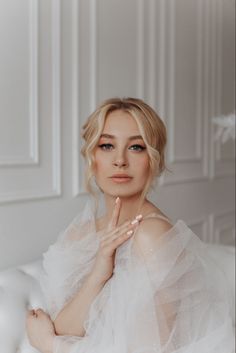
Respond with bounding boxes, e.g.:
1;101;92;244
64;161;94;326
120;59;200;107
26;98;234;353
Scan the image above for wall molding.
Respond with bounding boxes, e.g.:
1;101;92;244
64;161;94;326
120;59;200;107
166;0;176;165
72;0;80;197
0;0;61;204
168;0;205;164
210;0;235;179
0;156;38;167
188;217;208;242
148;0;157;108
136;0;158;105
209;210;235;245
51;0;61;196
157;0;167;118
187;211;234;244
137;0;164;112
72;0;98;197
89;0;97;113
136;0;145;99
29;0;39;164
160;0;209;186
0;0;39;167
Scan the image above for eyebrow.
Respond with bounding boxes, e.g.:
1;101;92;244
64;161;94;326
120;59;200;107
100;133;144;141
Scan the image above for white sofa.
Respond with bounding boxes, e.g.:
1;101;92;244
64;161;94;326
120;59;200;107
0;244;235;353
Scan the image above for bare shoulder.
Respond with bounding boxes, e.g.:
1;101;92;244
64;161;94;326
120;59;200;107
134;215;173;249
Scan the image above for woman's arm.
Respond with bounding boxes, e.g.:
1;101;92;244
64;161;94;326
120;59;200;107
26;309;55;353
54;273;106;336
54;198;141;337
133;217;177;348
26;257;112;349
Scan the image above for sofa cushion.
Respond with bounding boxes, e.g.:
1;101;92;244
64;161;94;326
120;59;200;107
0;260;45;353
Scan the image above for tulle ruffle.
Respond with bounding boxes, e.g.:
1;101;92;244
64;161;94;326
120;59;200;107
40;200;234;353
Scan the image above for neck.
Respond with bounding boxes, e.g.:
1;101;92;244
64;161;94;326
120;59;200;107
103;193;149;226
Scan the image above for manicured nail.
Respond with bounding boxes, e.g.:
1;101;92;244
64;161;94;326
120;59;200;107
127;230;134;236
131;214;143;225
135;214;143;221
115;197;120;204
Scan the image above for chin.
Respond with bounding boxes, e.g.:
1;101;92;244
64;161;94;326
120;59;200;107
102;186;144;199
96;178;145;198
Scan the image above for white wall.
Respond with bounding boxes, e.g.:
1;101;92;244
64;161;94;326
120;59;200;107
0;0;235;270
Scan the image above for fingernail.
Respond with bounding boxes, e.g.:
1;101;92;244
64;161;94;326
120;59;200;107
135;214;143;221
127;230;134;236
131;214;143;225
115;197;120;204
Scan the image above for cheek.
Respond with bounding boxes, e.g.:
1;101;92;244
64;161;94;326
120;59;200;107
138;156;150;175
94;151;108;173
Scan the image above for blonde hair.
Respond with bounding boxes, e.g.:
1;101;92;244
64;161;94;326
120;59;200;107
81;97;168;202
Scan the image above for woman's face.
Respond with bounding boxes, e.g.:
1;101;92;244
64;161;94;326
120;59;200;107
94;109;150;198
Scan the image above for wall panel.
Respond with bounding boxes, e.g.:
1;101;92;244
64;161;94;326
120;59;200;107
0;0;61;203
0;0;234;269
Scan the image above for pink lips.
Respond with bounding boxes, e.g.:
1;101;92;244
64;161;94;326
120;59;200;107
110;174;133;183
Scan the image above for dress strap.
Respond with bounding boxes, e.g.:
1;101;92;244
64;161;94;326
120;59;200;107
143;212;172;224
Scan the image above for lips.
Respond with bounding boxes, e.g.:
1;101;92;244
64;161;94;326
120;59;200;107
109;174;133;183
111;174;131;178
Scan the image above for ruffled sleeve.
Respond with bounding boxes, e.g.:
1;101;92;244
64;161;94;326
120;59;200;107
39;207;234;353
39;200;99;321
127;218;234;352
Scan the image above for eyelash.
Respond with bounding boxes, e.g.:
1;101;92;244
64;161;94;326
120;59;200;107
129;144;146;151
98;143;113;151
98;143;146;152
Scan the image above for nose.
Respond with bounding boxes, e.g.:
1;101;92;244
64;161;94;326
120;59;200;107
113;151;128;168
113;159;127;168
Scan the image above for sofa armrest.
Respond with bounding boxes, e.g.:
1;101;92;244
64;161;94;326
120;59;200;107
0;260;46;353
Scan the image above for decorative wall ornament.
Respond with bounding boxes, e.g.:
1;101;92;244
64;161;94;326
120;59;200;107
212;113;235;143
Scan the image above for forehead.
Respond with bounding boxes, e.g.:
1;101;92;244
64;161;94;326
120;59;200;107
102;110;140;135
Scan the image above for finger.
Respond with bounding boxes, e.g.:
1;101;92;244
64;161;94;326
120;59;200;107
101;220;130;241
106;229;135;250
35;308;45;315
104;217;142;245
108;197;121;230
106;225;136;244
27;310;38;319
101;214;143;242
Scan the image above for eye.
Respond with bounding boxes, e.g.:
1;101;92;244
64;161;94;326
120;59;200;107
129;144;146;152
98;143;114;151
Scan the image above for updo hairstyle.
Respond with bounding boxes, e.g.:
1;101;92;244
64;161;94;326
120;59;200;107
81;97;167;199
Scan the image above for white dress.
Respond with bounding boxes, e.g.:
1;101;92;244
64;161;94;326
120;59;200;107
39;200;234;353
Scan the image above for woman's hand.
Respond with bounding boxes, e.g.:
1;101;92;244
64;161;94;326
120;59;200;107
90;197;142;285
26;308;56;353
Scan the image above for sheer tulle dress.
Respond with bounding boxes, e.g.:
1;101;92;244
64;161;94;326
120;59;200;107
39;200;234;353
